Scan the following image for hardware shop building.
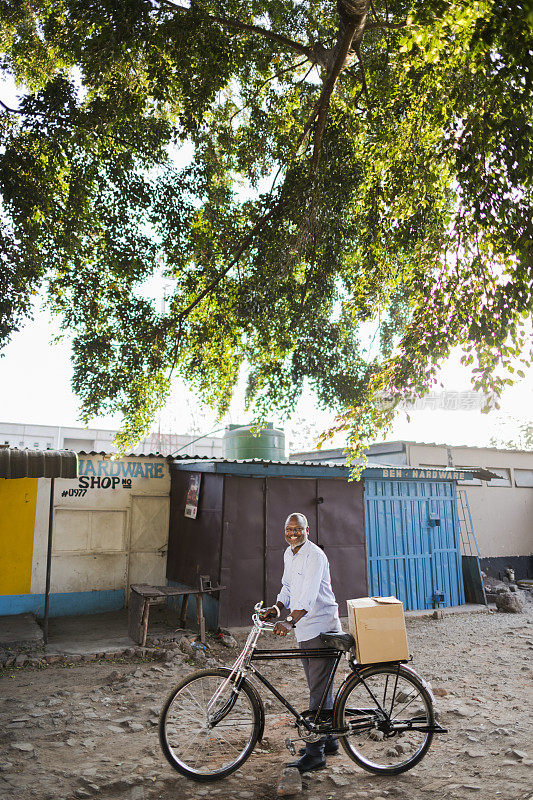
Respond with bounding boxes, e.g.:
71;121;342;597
167;458;485;627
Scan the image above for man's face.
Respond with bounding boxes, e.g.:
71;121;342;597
284;515;308;549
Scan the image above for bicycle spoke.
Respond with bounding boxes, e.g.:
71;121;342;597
212;729;243;756
183;685;208;717
338;667;434;775
390;691;424;722
179;727;208;760
161;671;258;779
383;673;389;708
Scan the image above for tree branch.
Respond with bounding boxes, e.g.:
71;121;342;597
364;20;408;31
167;192;297;365
210;15;315;60
0;99;23;114
230;57;309;122
157;0;321;63
310;16;365;173
354;42;370;107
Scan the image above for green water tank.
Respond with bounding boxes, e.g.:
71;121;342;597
223;423;286;460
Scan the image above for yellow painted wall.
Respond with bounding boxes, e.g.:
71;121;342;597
0;478;38;595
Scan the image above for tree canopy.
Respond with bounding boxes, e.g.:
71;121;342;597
1;0;532;452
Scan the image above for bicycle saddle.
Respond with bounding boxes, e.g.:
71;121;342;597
319;632;355;651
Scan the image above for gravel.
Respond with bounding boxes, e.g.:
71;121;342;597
0;607;531;800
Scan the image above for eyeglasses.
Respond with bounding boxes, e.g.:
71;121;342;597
285;527;305;534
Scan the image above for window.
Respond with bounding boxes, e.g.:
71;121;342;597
486;468;511;487
455;467;482;486
19;441;24;447
514;469;533;488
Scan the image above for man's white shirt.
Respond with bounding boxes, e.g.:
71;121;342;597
276;539;342;643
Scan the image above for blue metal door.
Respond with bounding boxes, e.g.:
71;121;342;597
365;479;464;610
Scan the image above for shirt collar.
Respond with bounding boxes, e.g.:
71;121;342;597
291;538;311;557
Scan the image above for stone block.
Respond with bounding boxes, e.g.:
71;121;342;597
277;767;302;796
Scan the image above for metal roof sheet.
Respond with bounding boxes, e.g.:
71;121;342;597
0;448;78;479
168;456;491;481
77;451;167;458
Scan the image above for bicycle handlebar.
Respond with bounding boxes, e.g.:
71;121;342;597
252;601;291;633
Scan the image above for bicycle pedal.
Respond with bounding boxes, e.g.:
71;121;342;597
285;738;296;756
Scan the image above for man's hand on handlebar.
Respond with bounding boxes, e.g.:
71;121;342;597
258;604;281;621
273;621;293;636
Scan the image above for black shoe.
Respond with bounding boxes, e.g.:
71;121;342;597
298;738;339;757
287;753;327;773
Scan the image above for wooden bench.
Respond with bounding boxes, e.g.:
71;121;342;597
128;580;224;646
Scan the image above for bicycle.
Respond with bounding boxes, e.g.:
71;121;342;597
159;602;446;782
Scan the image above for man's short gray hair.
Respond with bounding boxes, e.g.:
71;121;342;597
285;512;308;528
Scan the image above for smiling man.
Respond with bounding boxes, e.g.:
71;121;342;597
261;512;343;773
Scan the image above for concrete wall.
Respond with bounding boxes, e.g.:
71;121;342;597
0;455;170;617
407;444;533;559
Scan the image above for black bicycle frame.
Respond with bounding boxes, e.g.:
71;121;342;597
245;646;346;733
239;648;446;737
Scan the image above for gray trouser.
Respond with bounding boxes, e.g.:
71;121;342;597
299;635;336;757
299;635;336;712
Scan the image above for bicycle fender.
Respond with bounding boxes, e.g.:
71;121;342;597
216;668;266;742
396;663;436;704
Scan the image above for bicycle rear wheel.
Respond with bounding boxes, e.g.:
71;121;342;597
334;665;435;775
159;668;262;781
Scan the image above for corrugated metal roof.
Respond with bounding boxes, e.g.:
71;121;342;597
77;451;167;458
168;456;492;481
0;448;78;479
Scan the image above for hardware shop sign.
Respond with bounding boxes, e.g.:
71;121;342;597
55;456;170;506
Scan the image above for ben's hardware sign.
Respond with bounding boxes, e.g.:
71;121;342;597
380;469;469;480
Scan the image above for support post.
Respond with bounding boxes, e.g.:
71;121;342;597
43;477;55;646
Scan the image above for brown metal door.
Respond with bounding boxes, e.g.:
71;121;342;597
317;478;367;618
218;475;265;627
264;477;318;607
167;470;223;586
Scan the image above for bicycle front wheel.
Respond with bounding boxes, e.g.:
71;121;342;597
334;665;435;775
159;668;262;781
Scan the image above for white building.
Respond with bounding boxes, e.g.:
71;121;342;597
0;421;223;458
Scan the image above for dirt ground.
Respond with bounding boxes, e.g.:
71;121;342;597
1;607;532;800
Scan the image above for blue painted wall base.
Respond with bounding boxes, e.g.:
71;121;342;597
0;590;125;618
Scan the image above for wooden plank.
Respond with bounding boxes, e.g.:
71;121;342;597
157;586;193;597
130;584;165;598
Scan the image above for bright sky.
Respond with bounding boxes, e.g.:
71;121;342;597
1;301;531;453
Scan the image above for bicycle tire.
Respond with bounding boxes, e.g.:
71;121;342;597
159;668;262;782
334;664;435;775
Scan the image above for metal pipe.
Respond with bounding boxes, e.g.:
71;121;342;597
43;477;55;646
169;427;225;456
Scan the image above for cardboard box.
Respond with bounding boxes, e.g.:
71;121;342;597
347;596;409;664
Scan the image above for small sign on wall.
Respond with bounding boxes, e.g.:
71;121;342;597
184;473;201;519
